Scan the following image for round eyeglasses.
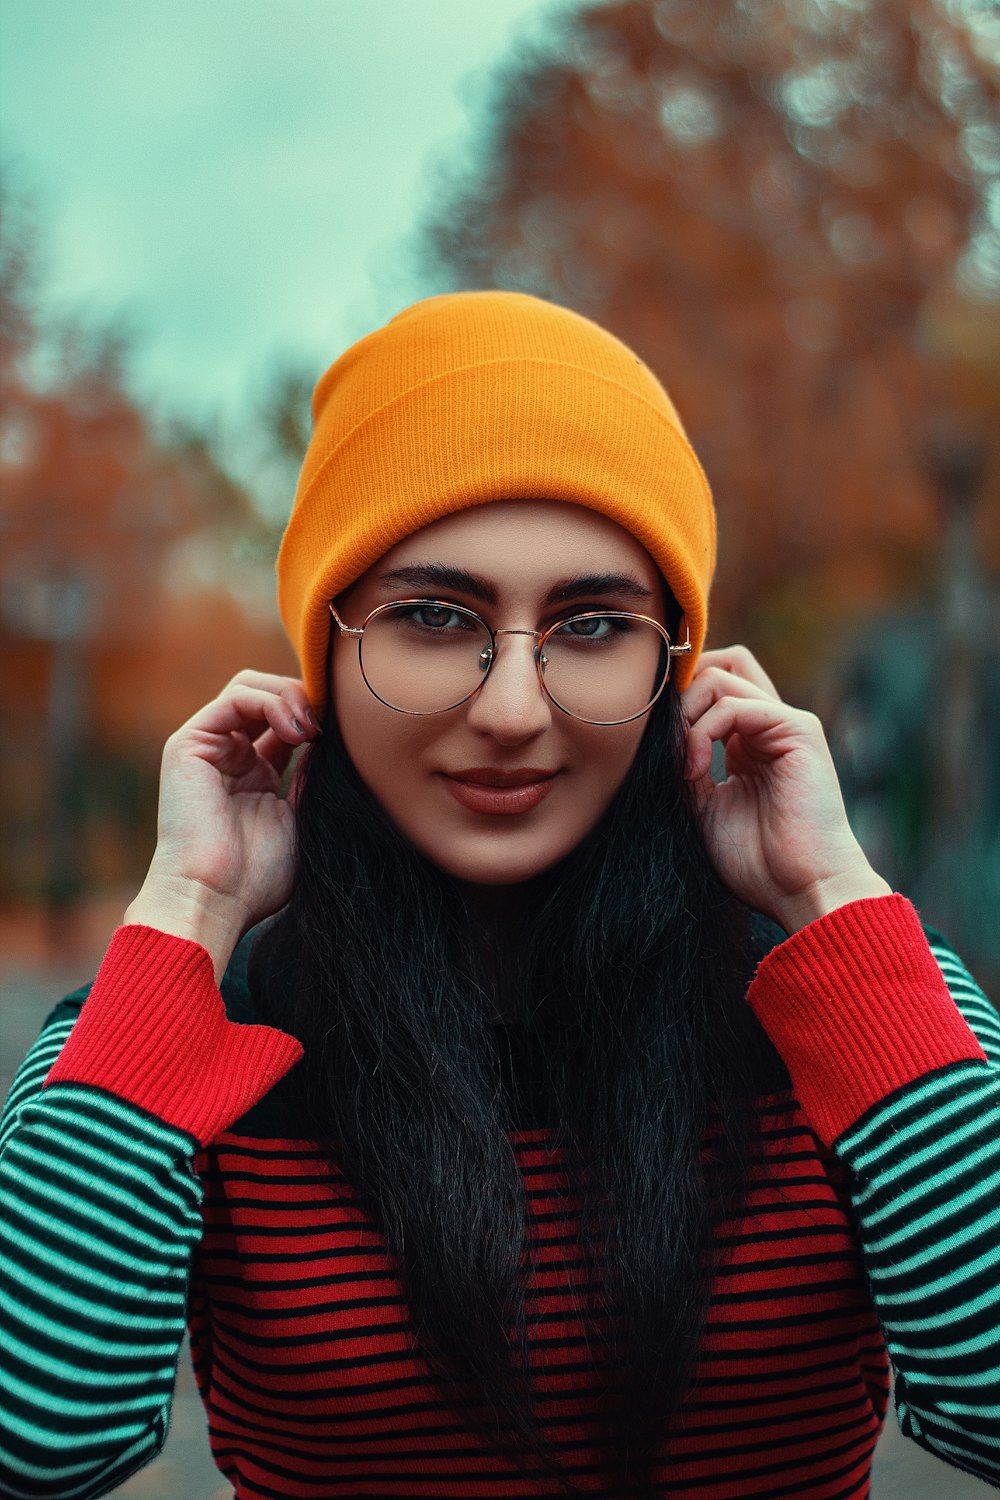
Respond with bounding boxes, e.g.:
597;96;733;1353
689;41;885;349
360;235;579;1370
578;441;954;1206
329;598;691;726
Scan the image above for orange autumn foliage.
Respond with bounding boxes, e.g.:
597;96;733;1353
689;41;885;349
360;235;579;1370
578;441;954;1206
0;186;294;902
422;0;999;690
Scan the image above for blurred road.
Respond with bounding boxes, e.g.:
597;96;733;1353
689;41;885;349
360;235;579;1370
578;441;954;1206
1;904;994;1499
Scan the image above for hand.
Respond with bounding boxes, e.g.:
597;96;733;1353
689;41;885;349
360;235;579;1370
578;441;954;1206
126;671;320;977
680;647;891;933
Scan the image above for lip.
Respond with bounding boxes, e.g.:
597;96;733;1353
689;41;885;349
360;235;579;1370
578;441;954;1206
447;767;559;787
443;770;560;816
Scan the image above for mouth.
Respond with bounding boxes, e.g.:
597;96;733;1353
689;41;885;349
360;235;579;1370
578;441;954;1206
442;770;560;816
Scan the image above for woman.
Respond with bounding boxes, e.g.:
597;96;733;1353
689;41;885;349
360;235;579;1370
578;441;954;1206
1;291;997;1499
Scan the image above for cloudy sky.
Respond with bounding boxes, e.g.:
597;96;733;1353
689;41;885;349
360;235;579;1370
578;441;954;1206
1;0;565;426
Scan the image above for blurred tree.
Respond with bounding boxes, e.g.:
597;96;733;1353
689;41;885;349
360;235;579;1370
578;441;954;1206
420;0;999;684
0;175;39;389
259;360;314;477
0;175;295;926
243;356;318;542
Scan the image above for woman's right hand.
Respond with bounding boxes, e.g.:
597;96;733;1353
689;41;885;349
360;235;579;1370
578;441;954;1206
124;671;321;979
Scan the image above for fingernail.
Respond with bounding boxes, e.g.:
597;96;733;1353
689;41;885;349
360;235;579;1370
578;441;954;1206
305;708;320;729
291;717;306;736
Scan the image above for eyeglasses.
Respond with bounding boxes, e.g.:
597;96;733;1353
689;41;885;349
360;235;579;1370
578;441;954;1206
329;598;691;726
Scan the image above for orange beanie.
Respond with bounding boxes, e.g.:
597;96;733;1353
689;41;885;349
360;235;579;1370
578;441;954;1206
277;290;715;711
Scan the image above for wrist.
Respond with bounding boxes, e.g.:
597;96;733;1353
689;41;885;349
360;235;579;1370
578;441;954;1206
125;867;248;982
773;868;893;935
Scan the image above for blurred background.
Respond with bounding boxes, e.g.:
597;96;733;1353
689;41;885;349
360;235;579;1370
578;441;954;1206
1;1;998;1495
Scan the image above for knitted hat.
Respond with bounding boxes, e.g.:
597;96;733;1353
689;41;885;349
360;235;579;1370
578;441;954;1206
277;290;715;711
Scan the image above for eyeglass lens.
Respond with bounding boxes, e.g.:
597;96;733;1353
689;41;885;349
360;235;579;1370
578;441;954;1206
359;603;669;723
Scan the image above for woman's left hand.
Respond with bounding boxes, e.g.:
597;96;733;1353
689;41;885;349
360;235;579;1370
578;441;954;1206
680;646;892;933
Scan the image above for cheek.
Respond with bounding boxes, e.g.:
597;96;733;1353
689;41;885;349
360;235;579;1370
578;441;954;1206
579;721;648;793
331;651;380;772
332;654;430;792
331;637;380;731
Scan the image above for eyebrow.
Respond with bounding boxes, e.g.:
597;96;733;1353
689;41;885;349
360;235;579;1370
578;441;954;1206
375;563;654;607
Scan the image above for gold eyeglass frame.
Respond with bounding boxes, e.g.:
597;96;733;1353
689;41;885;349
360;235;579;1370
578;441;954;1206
328;598;691;727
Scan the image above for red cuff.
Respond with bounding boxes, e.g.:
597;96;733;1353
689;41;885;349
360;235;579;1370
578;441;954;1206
45;925;303;1146
745;894;986;1145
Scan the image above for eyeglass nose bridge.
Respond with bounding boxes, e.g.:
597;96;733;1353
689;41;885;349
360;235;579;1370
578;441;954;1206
477;627;548;677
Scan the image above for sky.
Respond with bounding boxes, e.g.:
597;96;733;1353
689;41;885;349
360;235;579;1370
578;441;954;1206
0;0;568;433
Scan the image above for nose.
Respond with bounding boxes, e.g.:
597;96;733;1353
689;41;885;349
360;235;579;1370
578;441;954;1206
463;630;553;740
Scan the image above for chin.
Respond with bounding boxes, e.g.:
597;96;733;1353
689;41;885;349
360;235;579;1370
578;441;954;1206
419;835;579;888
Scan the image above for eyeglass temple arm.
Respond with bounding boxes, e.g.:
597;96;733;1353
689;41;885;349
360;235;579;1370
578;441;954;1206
329;602;363;637
668;622;692;657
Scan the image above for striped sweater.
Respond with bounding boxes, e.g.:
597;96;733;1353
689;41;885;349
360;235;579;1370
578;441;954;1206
1;894;998;1498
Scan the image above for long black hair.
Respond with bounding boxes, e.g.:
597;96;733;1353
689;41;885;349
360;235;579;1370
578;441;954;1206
250;634;788;1496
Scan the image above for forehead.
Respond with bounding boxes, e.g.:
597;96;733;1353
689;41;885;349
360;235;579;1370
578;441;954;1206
375;499;659;582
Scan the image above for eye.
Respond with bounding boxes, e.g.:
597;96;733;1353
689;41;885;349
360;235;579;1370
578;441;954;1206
392;602;479;633
551;613;634;641
415;605;461;629
563;615;610;639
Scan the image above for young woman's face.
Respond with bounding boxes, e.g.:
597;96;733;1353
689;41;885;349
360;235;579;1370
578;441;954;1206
331;501;670;890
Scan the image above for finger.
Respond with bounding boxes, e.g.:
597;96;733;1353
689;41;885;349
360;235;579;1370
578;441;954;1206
208;729;287;787
225;668;311;697
207;723;306;790
693;646;780;699
686;765;717;819
682;664;780;728
213;671;320;740
252;726;300;780
181;684;317;748
684;696;819;781
225;673;320;735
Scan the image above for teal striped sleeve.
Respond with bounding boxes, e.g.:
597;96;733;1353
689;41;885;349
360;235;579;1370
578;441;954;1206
0;927;301;1500
833;934;1000;1488
0;992;203;1499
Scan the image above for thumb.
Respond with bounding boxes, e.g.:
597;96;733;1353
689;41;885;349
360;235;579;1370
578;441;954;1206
286;746;313;811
